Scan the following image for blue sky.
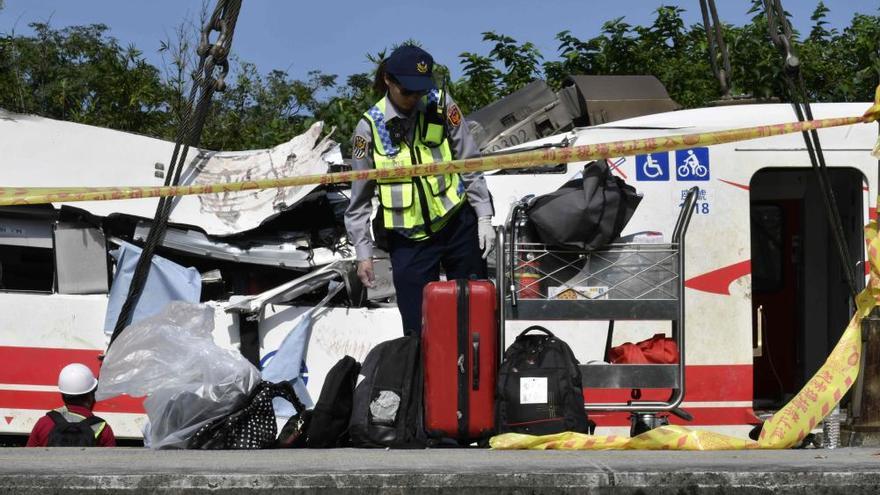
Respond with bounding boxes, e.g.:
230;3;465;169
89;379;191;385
1;1;876;83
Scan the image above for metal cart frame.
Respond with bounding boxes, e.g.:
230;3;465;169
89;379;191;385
496;186;699;419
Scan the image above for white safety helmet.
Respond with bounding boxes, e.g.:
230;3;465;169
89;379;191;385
57;363;98;396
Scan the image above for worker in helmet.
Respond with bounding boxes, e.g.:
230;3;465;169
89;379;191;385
345;45;495;336
26;363;116;447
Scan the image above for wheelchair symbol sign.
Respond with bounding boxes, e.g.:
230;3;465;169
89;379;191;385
635;152;669;181
675;148;710;181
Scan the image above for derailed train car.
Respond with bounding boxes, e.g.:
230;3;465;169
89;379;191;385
0;104;586;439
0;88;876;439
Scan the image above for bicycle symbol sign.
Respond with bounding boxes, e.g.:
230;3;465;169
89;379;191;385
635;152;670;181
675;148;710;181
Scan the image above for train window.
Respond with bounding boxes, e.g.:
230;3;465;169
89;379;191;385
750;204;784;292
0;217;55;292
54;224;110;295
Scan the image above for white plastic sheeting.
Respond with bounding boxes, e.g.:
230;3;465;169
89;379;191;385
97;302;261;449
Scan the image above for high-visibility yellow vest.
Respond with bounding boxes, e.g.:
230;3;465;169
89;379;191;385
364;90;466;240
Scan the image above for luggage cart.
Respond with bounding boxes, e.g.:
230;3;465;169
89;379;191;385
496;186;699;429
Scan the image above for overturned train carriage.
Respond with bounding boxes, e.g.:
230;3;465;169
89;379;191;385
0;95;876;440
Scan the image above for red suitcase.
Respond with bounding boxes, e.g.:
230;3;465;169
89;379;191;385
422;279;498;442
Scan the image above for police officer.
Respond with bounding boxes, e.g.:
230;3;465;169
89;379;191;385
344;45;495;336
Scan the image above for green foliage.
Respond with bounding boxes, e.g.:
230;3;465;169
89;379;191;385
0;23;168;135
453;51;501;114
451;3;878;112
805;13;880;102
1;3;878;156
200;63;338;150
481;31;543;96
314;72;377;156
727;7;785;100
809;1;834;41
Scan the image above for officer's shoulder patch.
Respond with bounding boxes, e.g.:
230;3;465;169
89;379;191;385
353;135;368;159
447;103;462;127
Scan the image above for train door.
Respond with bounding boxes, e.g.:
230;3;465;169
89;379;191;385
750;168;864;409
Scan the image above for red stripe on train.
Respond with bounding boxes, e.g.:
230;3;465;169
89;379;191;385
684;260;751;295
0;346;144;413
585;364;752;403
2;347;754;420
591;407;760;427
0;346;104;385
0;390;144;414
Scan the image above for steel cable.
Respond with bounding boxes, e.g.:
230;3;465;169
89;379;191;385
108;0;243;346
763;0;859;300
699;0;732;99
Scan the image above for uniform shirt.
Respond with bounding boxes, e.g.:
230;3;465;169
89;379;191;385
26;404;117;447
344;92;494;261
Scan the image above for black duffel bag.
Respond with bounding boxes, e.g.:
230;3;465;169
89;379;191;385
496;326;592;435
527;160;641;250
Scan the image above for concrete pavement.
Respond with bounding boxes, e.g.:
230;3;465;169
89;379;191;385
2;446;880;494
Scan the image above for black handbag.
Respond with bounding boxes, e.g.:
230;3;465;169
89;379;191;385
527;160;641;250
188;381;307;450
277;409;313;448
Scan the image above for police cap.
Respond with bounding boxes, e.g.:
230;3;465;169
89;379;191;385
385;45;436;92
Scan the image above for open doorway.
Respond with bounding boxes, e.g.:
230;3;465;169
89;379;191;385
750;167;865;409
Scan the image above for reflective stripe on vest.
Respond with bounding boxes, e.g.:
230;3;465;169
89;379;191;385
364;90;466;240
55;406;105;438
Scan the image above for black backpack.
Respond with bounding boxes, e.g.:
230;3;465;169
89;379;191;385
349;336;424;448
46;411;104;447
496;326;592;435
306;355;361;448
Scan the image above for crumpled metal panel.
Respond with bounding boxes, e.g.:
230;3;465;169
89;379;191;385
224;260;359;314
170;121;341;236
132;221;343;269
0;109;341;237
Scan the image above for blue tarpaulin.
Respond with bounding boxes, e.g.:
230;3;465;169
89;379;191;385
261;281;343;417
103;241;202;335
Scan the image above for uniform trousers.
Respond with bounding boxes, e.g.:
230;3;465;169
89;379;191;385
387;203;487;336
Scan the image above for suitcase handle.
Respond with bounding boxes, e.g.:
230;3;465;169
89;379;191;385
518;325;555;339
472;333;480;391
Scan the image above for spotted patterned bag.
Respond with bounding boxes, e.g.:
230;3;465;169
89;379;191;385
188;381;305;450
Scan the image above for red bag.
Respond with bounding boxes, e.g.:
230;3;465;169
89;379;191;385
609;334;678;364
608;342;649;364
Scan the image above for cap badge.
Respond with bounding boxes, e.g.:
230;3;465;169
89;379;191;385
416;61;428;73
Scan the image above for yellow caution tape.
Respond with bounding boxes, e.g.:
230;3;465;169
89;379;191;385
865;84;880;157
0;114;869;207
491;425;759;451
757;308;861;448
